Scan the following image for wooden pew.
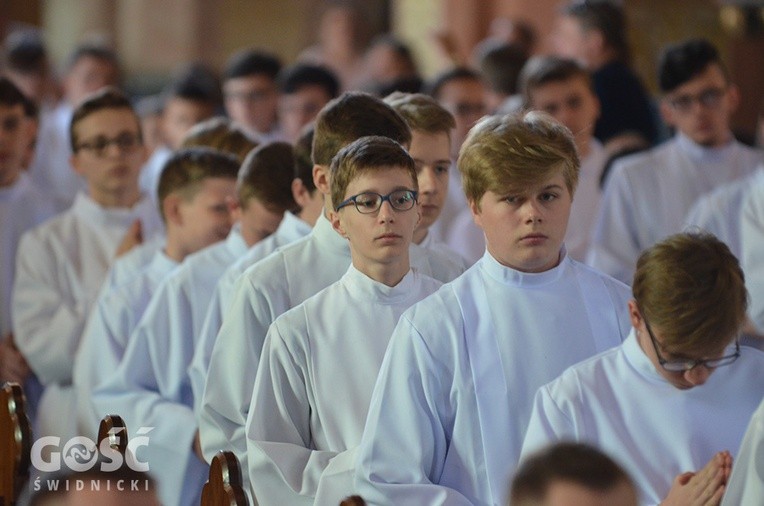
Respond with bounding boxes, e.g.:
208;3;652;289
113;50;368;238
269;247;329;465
200;451;248;506
97;414;128;456
340;495;367;506
0;382;32;505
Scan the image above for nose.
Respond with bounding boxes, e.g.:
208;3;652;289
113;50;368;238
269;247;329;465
683;365;712;386
418;167;437;195
523;199;543;224
378;199;395;222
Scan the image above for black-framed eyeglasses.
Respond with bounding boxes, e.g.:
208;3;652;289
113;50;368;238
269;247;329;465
667;87;726;114
336;189;418;214
643;315;740;372
75;132;141;158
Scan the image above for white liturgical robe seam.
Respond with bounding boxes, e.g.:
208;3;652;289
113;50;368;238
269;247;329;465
588;134;762;284
522;331;764;506
73;251;178;436
741;169;764;333
12;192;162;440
199;212;465;484
189;211;311;411
721;396;764;506
246;266;442;505
354;250;631;506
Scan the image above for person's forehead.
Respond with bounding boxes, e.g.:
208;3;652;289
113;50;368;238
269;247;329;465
75;107;140;135
532;76;592;99
668;63;727;95
347;165;415;190
224;74;275;91
438;78;485;101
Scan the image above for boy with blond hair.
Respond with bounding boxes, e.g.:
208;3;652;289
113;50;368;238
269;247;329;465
355;112;630;505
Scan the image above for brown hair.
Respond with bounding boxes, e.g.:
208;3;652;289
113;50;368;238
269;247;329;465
330;135;417;211
632;232;748;354
383;91;455;135
511;442;635;506
519;56;594;108
458;111;579;208
181;116;257;163
293;124;316;193
238;141;297;213
69;86;141;151
312;91;411;167
157;147;240;221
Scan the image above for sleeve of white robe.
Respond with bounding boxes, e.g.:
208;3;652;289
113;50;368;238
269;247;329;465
91;287;201;506
586;163;642;284
354;316;474;506
189;279;225;415
199;266;288;463
12;232;91;385
245;323;355;505
720;399;764;506
519;385;577;461
741;175;764;333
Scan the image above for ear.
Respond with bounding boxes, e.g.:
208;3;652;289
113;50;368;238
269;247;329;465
628;299;642;330
660;99;676;128
313;165;330;195
469;198;483;229
227;195;242;222
70;153;84;176
329;209;347;238
292;178;310;208
162;193;184;226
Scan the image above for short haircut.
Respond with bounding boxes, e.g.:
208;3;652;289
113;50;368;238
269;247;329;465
224;49;281;81
511;442;634;505
293;124;317;193
278;63;340;99
69;87;141;152
658;38;727;93
237;141;297;213
64;42;119;75
519;55;594;108
632;232;748;354
0;76;35;111
368;35;419;76
164;63;222;106
478;42;528;96
458;111;579;207
180;116;257;163
312;91;412;167
3;29;47;75
330;135;417;211
426;67;483;100
384;91;456;135
561;0;630;63
157;147;240;220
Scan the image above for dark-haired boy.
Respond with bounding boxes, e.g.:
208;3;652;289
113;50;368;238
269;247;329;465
223;49;282;143
199;92;465;490
277;63;339;143
589;38;763;284
13;87;163;441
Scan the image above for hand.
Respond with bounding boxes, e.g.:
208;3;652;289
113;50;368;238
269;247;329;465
115;219;143;257
0;333;31;383
661;451;732;506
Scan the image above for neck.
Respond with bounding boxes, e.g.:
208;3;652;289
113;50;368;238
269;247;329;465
298;207;321;228
576;137;591;159
163;230;188;263
357;258;410;287
90;187;142;209
412;227;428;245
0;170;20;188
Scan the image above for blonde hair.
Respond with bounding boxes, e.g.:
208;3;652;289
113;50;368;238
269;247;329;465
330;136;417;211
633;232;748;354
457;111;579;208
383;92;455;135
181;116;257;163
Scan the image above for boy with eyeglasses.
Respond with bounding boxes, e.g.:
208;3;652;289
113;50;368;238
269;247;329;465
354;112;630;506
522;232;764;506
12;87;163;441
588;38;763;285
245;136;442;505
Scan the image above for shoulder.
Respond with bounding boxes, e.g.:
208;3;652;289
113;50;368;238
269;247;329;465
568;259;631;298
543;345;623;402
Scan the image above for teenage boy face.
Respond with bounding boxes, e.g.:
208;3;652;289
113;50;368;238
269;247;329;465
529;77;600;147
175;177;237;256
70;108;146;202
437;78;487;158
661;64;738;148
333;167;420;272
409;130;450;233
236;197;284;247
470;169;571;273
0;103;29;185
224;75;279;136
162;97;215;150
278;85;332;143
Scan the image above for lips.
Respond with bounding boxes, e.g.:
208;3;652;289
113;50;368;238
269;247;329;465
375;232;403;242
519;233;548;245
